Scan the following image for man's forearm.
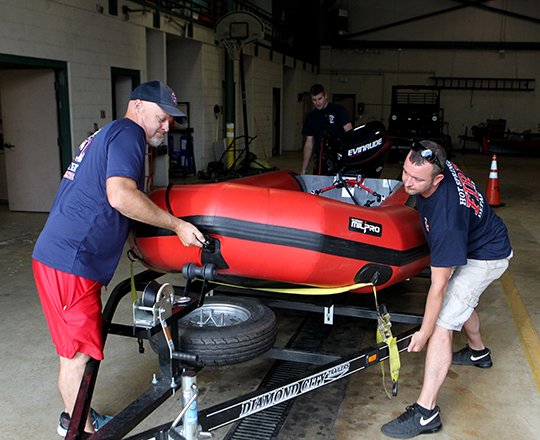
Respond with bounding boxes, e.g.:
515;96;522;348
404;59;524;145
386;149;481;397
420;287;445;338
302;137;314;173
107;176;205;248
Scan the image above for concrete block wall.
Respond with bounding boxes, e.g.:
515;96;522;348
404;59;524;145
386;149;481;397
234;46;319;161
282;65;319;153
199;42;225;167
0;1;148;147
167;35;226;173
0;0;317;181
0;0;354;193
0;0;328;168
244;51;283;162
167;38;204;171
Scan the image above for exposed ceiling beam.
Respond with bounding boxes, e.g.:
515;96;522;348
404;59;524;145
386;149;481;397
342;0;491;39
329;40;540;51
451;0;540;25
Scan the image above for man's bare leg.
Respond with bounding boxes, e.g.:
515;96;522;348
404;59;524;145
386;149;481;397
58;352;94;433
417;325;453;409
460;310;486;350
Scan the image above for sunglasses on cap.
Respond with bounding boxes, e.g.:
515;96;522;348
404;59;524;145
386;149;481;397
412;142;444;172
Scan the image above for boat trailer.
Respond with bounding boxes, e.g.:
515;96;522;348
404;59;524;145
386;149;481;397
65;264;423;440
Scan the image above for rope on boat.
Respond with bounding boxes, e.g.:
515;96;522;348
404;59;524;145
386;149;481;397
312;175;384;206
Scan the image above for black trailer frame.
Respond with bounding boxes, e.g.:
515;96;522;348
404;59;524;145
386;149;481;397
65;269;422;440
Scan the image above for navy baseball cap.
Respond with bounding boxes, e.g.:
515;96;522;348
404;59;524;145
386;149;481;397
130;80;186;117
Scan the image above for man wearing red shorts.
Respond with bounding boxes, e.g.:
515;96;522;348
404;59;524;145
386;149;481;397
32;81;205;435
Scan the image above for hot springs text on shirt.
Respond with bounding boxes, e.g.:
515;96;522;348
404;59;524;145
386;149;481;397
448;162;484;217
239;362;351;417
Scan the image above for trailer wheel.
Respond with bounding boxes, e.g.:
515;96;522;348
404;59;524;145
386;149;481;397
150;296;277;366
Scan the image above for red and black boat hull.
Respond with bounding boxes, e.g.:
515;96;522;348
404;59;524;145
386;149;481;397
133;170;429;293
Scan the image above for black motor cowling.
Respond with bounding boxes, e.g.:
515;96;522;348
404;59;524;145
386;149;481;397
324;121;391;177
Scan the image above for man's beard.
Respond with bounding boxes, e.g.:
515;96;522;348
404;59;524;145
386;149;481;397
404;186;418;196
148;133;164;147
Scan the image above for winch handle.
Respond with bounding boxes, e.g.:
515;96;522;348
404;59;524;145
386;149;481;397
171;351;200;365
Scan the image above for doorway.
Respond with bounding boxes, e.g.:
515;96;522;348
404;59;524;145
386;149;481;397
0;54;71;212
111;68;140;120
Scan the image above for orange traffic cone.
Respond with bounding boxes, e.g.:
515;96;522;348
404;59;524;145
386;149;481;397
486;154;505;207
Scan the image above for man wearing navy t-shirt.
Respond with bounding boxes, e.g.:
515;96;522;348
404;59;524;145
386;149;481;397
382;140;512;439
301;83;352;175
32;81;206;436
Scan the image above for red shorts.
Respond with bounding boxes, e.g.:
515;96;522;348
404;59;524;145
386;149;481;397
32;259;104;360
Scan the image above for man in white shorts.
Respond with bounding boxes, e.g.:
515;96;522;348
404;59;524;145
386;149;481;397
381;141;512;439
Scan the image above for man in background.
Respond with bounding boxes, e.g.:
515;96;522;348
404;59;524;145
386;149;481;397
301;83;352;175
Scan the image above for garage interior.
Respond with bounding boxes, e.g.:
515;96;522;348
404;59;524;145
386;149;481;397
1;1;540;439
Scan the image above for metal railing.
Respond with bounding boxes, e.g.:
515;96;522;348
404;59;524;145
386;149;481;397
123;0;316;64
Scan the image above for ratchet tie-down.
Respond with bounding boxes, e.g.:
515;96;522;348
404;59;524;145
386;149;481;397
127;246;402;397
372;283;401;397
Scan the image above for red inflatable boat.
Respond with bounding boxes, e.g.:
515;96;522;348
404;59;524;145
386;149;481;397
133;170;429;294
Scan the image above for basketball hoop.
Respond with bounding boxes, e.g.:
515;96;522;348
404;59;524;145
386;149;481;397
221;39;243;61
215;11;265;173
215;11;264;60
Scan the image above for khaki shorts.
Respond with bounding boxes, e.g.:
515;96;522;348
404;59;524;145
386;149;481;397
436;252;512;331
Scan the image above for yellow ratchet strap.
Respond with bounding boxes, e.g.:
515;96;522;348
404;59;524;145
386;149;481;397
373;285;400;398
129;257;139;304
209;281;373;295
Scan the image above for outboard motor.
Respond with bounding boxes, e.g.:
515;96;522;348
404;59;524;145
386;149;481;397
326;121;391;177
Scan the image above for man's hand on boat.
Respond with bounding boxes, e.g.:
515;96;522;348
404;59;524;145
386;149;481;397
173;219;206;248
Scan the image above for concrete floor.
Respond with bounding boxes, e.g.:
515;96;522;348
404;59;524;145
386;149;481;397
1;150;539;439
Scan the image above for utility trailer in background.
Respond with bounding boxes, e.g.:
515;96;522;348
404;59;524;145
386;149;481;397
387;85;452;159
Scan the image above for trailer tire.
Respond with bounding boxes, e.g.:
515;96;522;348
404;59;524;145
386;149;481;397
149;296;277;366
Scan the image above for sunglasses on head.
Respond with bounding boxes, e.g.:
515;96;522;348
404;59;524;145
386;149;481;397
412;142;444;172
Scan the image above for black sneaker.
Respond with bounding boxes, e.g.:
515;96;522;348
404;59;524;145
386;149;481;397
452;345;492;368
57;408;113;437
381;403;442;439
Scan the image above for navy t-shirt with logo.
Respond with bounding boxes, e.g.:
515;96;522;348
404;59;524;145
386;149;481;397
416;161;511;267
302;102;350;143
33;118;146;285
